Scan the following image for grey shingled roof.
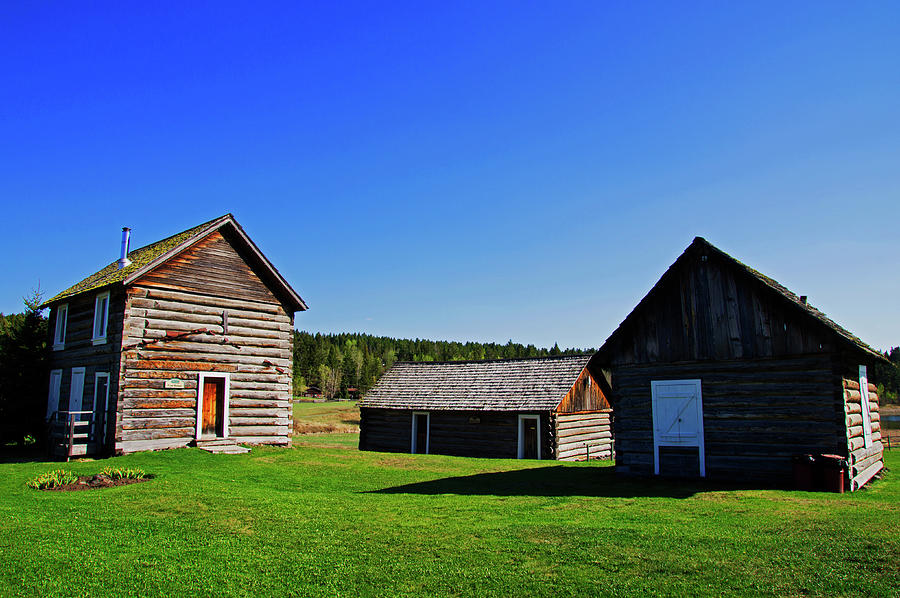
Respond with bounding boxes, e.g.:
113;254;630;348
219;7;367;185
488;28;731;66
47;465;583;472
359;355;592;411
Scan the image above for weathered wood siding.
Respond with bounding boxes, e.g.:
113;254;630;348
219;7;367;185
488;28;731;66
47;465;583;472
47;289;125;450
609;355;847;483
556;368;610;413
116;233;293;453
554;411;613;461
842;378;883;490
359;408;554;460
606;252;838;367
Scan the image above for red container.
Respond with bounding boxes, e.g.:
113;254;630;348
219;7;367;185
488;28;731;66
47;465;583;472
792;454;816;491
815;454;848;493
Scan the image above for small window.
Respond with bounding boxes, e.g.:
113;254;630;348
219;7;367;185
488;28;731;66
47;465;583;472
53;305;68;350
92;292;110;345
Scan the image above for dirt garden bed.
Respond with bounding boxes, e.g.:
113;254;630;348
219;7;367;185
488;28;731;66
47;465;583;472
43;474;151;492
28;468;152;491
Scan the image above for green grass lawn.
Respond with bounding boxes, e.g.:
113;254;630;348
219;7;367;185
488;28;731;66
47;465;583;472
1;442;898;597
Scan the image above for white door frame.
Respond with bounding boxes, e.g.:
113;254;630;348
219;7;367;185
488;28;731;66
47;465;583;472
195;372;230;440
517;414;541;460
94;372;111;444
651;379;705;477
411;411;430;454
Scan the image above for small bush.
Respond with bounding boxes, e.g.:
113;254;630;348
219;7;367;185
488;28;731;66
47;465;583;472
99;467;146;480
27;470;78;490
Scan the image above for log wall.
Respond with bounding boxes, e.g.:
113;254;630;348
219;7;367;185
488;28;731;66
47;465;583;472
115;232;294;453
359;408;554;460
609;355;847;483
842;378;883;490
554;410;613;461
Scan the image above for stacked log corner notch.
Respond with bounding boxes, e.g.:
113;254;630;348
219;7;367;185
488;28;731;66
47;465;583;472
553;411;613;461
842;378;883;491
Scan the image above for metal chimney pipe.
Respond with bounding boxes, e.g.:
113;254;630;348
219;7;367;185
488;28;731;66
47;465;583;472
118;227;132;269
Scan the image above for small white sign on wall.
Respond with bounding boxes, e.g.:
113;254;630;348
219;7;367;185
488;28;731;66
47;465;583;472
165;378;186;389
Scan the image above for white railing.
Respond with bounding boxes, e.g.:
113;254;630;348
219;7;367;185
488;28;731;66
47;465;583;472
48;410;104;461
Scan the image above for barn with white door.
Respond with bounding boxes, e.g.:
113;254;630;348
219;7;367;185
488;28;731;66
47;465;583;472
587;237;887;489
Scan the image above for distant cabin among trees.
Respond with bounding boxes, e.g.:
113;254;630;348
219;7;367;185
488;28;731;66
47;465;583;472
41;214;306;456
588;237;887;490
358;355;612;461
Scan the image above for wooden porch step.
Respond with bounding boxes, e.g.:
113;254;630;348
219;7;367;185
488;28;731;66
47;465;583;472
194;438;251;454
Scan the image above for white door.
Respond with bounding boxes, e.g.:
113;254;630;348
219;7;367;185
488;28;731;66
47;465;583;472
651;379;705;477
46;369;63;419
69;367;86;416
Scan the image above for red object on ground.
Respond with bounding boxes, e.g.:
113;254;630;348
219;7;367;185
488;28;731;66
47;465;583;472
815;454;847;493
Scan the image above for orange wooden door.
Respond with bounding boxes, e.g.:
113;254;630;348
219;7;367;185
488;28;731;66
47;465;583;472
202;378;224;436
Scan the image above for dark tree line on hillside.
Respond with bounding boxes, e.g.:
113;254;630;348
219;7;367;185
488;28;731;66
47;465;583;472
0;293;49;446
292;331;593;399
874;347;900;403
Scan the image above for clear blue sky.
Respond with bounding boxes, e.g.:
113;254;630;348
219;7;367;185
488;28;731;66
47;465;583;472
1;2;898;351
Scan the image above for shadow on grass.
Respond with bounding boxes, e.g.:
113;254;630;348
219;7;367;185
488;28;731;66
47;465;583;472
0;445;49;464
368;465;766;499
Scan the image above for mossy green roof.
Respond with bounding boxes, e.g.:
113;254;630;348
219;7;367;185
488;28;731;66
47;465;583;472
43;215;230;306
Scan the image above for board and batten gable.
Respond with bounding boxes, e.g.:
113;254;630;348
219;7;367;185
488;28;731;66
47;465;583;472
42;214;306;456
589;237;887;488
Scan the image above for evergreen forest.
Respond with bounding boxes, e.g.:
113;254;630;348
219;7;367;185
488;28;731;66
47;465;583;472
291;331;593;399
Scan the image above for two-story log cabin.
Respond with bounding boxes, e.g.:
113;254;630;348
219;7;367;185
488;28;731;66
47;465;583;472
42;214;306;456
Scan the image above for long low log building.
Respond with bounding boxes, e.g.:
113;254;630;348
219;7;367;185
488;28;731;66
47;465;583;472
42;214;306;456
358;355;612;461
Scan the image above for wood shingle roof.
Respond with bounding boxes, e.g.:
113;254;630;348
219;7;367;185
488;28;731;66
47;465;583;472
359;354;593;411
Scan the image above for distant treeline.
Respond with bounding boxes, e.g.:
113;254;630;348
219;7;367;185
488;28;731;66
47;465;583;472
292;331;594;399
875;347;900;403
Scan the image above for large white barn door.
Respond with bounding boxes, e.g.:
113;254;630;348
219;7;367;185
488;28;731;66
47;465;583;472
651;379;705;477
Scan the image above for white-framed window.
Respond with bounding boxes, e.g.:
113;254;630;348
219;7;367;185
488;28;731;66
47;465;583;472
411;411;430;454
46;369;63;419
53;304;68;351
517;414;541;459
92;291;110;345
